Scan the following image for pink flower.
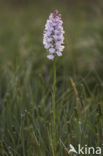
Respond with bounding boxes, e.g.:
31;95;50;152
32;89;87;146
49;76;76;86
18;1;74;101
43;10;65;60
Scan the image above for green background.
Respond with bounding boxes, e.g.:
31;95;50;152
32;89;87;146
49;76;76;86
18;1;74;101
0;0;103;155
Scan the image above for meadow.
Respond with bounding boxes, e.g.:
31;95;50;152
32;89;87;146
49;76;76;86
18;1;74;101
0;0;103;155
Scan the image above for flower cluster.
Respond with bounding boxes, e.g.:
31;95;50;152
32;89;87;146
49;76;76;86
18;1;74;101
43;10;65;60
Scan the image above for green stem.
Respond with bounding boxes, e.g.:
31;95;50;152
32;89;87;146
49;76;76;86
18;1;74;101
52;59;56;155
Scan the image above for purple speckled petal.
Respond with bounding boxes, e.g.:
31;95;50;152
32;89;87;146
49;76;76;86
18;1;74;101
47;55;54;60
56;51;62;56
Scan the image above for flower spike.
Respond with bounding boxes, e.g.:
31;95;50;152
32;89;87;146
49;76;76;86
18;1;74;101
43;10;65;60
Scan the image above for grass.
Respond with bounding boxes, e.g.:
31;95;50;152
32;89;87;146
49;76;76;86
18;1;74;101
0;1;103;155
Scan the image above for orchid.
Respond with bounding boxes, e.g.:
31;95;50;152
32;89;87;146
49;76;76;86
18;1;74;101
43;10;64;60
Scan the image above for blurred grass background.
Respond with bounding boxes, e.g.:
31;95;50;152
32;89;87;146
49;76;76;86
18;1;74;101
0;0;103;155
